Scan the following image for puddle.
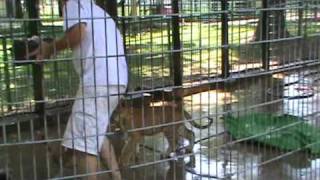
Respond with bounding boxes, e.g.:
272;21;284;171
182;72;320;180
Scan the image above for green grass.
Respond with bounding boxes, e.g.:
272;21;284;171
126;22;256;81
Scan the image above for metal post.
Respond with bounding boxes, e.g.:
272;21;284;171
171;0;183;87
96;0;118;20
58;0;63;17
261;0;270;70
2;37;12;111
5;0;14;17
120;0;127;50
143;0;147;15
167;19;173;77
298;0;304;60
26;0;45;116
107;0;118;18
221;0;229;78
298;1;303;36
15;0;23;18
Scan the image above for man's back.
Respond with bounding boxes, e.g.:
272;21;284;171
64;0;128;87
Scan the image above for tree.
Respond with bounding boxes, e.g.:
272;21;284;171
130;0;138;16
253;0;290;41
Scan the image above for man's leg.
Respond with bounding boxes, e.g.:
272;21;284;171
62;86;125;179
55;147;112;180
100;137;122;180
70;141;120;180
75;151;99;180
98;85;126;180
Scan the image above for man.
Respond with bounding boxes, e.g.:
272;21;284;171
34;0;128;179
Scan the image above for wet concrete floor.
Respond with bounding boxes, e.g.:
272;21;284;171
1;71;320;180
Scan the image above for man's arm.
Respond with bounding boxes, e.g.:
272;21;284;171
36;23;87;61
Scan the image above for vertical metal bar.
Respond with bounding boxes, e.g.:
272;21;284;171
5;0;13;17
171;0;182;87
121;0;127;51
26;0;45;119
26;0;39;37
261;0;270;70
221;0;229;78
143;0;146;15
298;1;304;61
19;147;24;179
58;0;63;17
298;1;303;36
2;37;12;111
53;61;59;96
15;0;23;18
167;18;173;77
106;0;118;19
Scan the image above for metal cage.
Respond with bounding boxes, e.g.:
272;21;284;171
1;0;320;179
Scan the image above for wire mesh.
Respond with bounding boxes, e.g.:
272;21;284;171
1;0;320;179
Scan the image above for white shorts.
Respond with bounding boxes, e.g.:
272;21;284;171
62;85;126;156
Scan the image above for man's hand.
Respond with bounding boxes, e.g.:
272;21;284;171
29;23;86;64
37;41;55;61
29;40;55;64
